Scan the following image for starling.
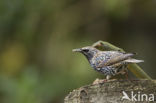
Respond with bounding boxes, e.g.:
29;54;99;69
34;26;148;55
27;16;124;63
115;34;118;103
73;46;144;80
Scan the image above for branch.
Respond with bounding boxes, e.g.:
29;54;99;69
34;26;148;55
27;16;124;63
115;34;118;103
65;79;156;103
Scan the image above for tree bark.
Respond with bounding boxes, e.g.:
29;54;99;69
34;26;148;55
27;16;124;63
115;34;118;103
64;79;156;103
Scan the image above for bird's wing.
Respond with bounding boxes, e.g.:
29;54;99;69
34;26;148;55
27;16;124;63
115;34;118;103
97;51;135;67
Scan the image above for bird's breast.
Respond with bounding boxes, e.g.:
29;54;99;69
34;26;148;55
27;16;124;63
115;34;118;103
89;56;103;69
93;56;106;65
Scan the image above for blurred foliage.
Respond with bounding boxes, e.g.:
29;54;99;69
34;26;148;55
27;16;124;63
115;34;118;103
0;0;156;103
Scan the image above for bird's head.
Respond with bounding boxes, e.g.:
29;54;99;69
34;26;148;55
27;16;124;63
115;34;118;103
72;46;99;59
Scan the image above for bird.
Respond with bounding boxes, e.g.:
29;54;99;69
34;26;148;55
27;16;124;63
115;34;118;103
72;46;144;80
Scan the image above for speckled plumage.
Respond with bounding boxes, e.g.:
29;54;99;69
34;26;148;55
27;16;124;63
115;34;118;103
73;46;143;80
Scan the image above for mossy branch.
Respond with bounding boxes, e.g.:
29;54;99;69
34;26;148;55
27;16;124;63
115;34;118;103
92;40;152;80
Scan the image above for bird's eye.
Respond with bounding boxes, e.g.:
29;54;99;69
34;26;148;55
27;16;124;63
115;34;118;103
83;49;89;52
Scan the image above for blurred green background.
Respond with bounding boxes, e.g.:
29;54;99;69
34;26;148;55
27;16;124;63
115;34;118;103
0;0;156;103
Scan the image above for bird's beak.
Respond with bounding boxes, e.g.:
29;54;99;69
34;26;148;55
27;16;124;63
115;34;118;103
72;48;82;52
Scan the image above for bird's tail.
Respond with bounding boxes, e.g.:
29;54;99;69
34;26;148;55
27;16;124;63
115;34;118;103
124;59;144;63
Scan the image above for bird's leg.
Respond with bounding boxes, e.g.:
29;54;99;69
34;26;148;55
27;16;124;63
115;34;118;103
124;70;129;80
106;75;118;82
106;75;111;80
124;69;137;82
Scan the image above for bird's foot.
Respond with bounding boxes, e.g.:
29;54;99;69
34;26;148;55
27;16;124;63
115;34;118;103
92;78;110;85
